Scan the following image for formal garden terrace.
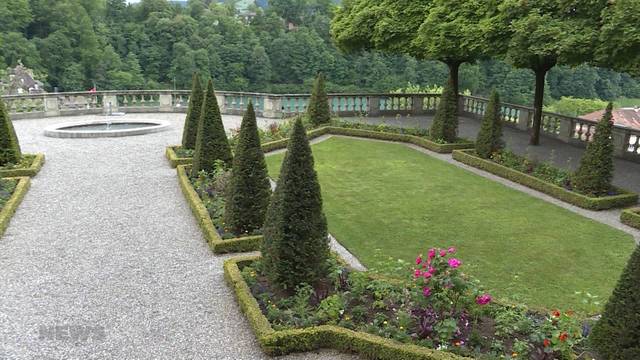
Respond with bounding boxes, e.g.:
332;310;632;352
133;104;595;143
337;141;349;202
1;85;639;359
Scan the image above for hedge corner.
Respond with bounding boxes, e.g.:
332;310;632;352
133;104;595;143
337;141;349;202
621;208;640;230
176;164;262;254
0;153;45;178
166;145;192;168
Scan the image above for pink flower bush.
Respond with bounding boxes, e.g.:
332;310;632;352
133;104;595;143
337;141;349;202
448;247;456;254
476;294;492;305
423;287;432;297
448;258;462;268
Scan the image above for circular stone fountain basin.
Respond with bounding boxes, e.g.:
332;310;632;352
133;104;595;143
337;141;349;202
44;120;170;138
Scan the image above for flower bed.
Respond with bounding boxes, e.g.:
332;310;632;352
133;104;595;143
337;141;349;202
0;153;45;177
226;248;588;360
176;164;261;253
0;177;30;238
452;149;638;210
621;208;640;230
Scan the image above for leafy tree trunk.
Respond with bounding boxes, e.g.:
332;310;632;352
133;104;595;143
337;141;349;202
530;62;554;145
446;61;461;96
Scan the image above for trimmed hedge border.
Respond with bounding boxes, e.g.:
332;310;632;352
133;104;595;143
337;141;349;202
176;164;262;254
0;177;30;238
224;255;469;360
165;146;192;168
166;127;473;167
621;208;640;230
0;153;45;177
452;149;638;210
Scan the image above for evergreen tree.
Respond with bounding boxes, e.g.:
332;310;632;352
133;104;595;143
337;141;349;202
571;103;615;196
224;102;271;236
191;79;232;177
430;80;458;143
307;72;331;126
182;73;203;149
261;118;329;290
0;99;21;166
589;245;640;359
475;90;503;158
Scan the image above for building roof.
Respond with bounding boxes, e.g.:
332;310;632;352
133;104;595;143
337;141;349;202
580;108;640;130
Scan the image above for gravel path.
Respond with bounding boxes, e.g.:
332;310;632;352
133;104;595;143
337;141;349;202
0;113;358;360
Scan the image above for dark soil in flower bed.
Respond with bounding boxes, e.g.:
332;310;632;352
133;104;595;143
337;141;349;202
190;164;261;239
241;248;588;360
490;150;621;197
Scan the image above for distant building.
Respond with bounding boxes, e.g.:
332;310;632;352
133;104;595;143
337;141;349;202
581;107;640;131
0;62;45;95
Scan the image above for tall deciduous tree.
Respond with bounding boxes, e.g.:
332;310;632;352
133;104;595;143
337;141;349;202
182;73;203;149
191;79;232;176
596;0;640;77
261;118;329;290
487;0;603;145
224;102;271;236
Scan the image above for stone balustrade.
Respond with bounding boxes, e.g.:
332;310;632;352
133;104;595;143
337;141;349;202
2;90;639;163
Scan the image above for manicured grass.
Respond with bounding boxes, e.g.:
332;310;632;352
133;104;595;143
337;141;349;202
266;137;635;312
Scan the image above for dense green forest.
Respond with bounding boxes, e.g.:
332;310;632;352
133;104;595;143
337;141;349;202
1;0;639;109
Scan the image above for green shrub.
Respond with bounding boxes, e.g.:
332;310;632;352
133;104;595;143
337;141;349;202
181;73;203;149
589;245;640;359
225;102;271;236
0;98;22;166
191;79;233;177
475;90;503;159
429;80;458;143
307;73;331;127
261;118;329;290
571;103;614;196
544;97;608;117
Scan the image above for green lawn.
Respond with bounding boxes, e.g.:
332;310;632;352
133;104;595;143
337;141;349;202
265;137;636;312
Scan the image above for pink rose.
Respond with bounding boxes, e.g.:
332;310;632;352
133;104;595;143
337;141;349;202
414;269;422;278
448;247;456;254
416;255;423;265
422;287;431;297
440;250;447;257
423;271;432;279
476;294;492;305
448;258;462;268
428;248;436;260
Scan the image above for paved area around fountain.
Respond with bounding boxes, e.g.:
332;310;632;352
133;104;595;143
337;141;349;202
0;113;359;359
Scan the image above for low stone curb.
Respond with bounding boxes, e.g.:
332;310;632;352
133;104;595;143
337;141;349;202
0;153;45;178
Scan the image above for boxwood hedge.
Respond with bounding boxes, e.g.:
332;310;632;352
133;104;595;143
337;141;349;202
452;149;638;210
0;177;30;238
621;208;640;230
0;153;45;177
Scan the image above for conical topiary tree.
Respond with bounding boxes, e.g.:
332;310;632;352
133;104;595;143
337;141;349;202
589;245;640;359
571;103;614;196
224;102;271;236
191;79;233;177
475;90;504;158
307;72;331;127
430;80;458;143
261;118;329;290
0;98;21;166
181;73;203;149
